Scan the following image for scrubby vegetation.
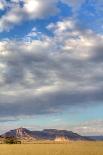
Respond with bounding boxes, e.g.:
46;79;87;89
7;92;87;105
3;137;21;144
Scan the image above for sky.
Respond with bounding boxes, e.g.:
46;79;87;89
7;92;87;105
0;0;103;136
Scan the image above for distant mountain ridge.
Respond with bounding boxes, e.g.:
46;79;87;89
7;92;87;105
87;136;103;141
1;128;92;141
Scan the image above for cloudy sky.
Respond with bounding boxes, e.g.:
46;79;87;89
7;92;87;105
0;0;103;136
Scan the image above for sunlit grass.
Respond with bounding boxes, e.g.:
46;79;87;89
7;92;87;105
0;141;103;155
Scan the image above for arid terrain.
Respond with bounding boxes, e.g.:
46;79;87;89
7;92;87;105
0;142;103;155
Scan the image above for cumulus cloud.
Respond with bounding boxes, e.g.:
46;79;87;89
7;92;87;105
0;0;87;32
1;0;102;32
0;0;59;32
0;18;103;119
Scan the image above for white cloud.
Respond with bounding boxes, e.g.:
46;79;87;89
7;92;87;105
0;0;7;10
24;0;41;13
0;3;4;10
0;0;59;32
72;120;103;135
1;0;102;32
0;0;87;32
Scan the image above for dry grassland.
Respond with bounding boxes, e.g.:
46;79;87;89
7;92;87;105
0;141;103;155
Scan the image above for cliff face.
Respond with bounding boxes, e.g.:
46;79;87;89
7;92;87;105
2;128;35;140
54;136;69;142
16;128;36;140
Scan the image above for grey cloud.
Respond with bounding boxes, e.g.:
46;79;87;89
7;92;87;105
89;45;103;62
0;86;103;117
0;19;103;118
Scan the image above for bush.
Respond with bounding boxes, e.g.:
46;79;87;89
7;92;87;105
4;137;21;144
